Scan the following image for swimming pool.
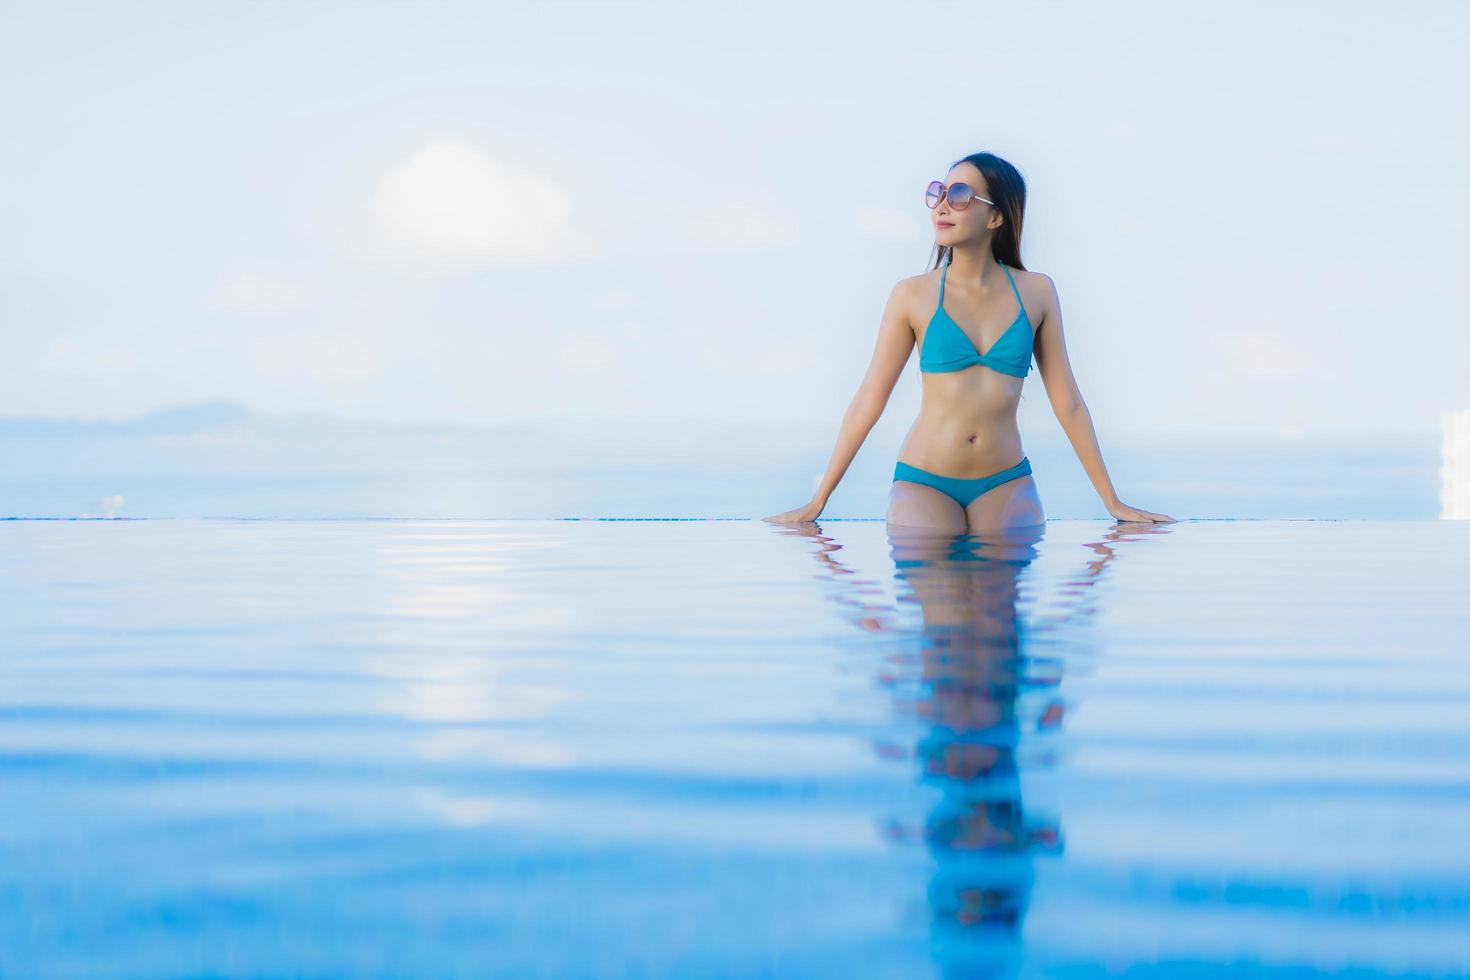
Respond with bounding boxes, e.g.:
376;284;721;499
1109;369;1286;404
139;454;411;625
2;518;1466;978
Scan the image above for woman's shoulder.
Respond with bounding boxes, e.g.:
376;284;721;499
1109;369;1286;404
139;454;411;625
1008;267;1063;330
1009;265;1059;310
895;265;945;298
884;268;938;307
899;265;942;286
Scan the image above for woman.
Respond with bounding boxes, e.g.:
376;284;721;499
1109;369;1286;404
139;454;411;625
765;151;1174;531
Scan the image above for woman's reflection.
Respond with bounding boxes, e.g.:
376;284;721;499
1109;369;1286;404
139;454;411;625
886;524;1062;956
775;519;1170;974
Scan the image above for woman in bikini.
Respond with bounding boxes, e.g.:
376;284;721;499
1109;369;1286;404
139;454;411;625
765;150;1174;531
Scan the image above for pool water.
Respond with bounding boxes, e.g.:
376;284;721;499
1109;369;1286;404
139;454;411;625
2;518;1467;978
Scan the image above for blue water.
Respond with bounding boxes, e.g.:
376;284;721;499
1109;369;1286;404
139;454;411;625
3;518;1468;978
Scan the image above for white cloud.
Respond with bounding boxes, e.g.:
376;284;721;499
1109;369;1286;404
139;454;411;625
690;202;797;249
207;272;305;312
368;139;599;275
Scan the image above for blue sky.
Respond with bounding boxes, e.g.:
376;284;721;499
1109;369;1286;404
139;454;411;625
3;0;1466;442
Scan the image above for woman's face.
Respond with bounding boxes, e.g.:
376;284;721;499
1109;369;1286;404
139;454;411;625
932;164;1000;247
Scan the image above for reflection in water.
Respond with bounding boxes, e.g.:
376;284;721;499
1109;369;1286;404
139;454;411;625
779;520;1174;977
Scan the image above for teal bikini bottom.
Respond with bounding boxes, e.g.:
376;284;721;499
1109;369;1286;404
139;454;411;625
893;456;1032;509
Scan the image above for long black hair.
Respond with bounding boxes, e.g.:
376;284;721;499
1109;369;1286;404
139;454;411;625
930;151;1027;272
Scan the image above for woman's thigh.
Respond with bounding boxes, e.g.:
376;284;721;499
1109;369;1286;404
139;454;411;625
965;473;1045;530
887;480;968;533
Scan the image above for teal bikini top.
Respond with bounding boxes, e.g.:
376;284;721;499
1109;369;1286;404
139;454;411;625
919;258;1034;377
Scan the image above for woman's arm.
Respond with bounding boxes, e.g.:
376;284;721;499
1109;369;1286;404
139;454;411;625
764;279;916;524
1033;274;1175;523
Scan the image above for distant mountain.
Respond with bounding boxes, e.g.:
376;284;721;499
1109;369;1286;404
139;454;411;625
124;400;256;434
0;399;256;437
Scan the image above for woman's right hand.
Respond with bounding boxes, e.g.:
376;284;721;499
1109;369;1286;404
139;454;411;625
763;500;825;525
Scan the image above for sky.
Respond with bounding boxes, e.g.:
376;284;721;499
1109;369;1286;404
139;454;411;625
2;0;1467;443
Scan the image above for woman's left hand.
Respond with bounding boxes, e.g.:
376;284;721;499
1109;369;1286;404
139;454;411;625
1107;500;1176;523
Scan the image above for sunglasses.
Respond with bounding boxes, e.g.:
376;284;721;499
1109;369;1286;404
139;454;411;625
925;180;995;211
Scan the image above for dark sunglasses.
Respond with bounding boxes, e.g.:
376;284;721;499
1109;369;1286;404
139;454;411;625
926;179;995;211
